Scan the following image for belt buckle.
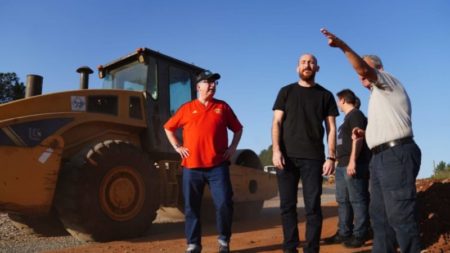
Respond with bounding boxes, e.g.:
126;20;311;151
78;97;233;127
387;140;397;148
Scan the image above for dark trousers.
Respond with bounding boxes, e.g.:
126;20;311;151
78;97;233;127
276;158;323;253
369;142;422;253
335;165;370;238
182;164;234;246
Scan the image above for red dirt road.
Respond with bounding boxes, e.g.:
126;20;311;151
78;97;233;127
46;179;450;253
47;203;372;253
46;184;371;253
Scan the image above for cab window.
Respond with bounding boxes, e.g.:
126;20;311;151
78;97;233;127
102;61;147;91
169;67;191;115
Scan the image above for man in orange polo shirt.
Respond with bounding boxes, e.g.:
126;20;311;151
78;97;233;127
164;70;243;253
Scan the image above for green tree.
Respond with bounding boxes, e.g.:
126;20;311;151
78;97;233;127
259;145;273;166
432;161;450;179
434;161;447;173
0;72;25;103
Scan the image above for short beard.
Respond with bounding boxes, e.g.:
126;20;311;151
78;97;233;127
300;72;316;82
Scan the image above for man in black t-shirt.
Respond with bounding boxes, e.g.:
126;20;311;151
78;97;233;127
272;53;339;253
323;89;371;248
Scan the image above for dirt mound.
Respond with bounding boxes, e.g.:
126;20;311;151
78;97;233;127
416;178;450;253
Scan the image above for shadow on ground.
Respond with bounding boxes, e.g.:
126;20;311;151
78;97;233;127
133;205;337;243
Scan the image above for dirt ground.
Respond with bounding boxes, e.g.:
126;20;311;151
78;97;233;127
416;178;450;253
46;178;449;253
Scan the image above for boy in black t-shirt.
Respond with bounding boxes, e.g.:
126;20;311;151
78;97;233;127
323;89;371;248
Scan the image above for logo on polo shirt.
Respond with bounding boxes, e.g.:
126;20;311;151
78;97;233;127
214;108;222;114
192;110;198;114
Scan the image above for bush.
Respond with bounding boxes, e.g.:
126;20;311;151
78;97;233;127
432;170;450;179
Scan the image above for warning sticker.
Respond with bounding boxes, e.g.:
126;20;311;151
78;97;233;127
71;96;86;111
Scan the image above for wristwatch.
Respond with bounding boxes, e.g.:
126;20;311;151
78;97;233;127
327;157;336;162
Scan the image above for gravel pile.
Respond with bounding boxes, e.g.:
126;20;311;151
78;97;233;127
0;213;85;253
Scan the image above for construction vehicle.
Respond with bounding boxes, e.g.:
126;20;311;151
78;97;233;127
0;48;278;242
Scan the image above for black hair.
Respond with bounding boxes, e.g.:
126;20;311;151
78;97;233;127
336;89;357;105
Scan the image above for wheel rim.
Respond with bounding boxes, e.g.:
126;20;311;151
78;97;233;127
99;166;146;221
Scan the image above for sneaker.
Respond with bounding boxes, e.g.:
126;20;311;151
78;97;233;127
219;244;230;253
343;235;367;248
186;244;202;253
218;240;230;253
323;231;351;244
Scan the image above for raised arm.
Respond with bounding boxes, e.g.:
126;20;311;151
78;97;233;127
320;28;378;83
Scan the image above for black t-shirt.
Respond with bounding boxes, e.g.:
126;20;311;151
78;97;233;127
273;83;339;160
336;108;371;167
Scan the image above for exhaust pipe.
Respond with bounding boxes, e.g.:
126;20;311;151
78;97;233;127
76;66;93;89
25;74;43;98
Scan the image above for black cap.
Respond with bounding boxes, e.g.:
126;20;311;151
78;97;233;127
195;70;221;84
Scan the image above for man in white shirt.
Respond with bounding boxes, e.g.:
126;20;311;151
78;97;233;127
321;28;422;253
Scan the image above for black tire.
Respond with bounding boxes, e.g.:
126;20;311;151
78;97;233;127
7;211;67;236
54;140;160;242
231;149;263;170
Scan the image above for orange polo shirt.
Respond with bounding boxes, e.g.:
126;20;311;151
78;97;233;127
164;99;243;169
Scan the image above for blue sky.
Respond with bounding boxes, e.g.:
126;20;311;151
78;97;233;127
1;0;449;178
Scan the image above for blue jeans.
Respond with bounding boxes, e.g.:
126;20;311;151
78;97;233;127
276;158;323;253
335;165;370;238
182;164;233;246
370;142;422;253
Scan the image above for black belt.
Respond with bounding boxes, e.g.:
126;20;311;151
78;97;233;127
371;137;414;154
